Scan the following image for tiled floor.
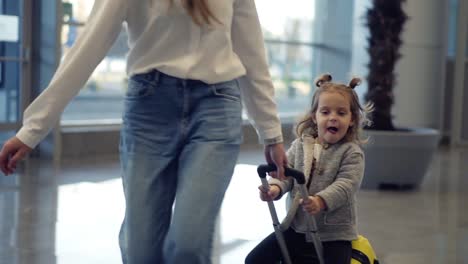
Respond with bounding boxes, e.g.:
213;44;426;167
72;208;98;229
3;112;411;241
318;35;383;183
0;144;467;264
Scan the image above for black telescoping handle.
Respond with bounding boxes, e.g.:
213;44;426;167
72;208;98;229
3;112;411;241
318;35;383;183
257;163;325;264
257;164;305;184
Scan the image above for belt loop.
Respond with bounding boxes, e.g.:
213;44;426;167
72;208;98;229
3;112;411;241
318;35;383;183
153;69;160;85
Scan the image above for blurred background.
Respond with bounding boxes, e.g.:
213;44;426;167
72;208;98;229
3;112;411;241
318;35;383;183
1;0;467;263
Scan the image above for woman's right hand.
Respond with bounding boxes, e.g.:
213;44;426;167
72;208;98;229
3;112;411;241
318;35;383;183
258;184;280;201
0;137;33;175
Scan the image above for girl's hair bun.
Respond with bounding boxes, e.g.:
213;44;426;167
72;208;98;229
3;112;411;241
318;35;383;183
349;77;361;89
315;73;332;87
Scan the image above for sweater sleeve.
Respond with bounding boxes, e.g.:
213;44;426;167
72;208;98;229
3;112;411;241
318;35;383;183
16;0;128;148
268;177;294;200
316;147;365;212
231;0;282;144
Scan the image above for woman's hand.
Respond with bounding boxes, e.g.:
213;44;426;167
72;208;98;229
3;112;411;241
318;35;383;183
0;137;33;175
258;184;280;201
300;195;326;215
264;143;288;180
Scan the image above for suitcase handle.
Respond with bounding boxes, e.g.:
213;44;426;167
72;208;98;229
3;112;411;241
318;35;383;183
257;164;305;184
256;163;325;264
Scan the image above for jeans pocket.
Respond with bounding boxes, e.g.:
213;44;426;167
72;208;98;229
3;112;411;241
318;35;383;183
211;79;241;102
126;74;155;98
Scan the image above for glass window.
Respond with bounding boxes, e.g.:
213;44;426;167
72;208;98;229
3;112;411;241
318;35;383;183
60;0;127;123
256;0;317;118
1;1;23;126
59;0;356;123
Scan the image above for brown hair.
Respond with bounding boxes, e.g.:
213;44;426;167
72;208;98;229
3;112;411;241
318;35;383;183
296;73;373;144
170;0;220;25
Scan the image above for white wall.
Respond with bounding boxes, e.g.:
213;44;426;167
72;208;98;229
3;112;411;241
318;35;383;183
393;0;448;129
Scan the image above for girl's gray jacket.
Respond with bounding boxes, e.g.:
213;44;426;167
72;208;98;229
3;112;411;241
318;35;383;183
269;135;364;242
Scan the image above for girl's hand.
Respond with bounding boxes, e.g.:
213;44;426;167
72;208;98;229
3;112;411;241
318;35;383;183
268;171;277;178
258;184;280;201
0;137;33;175
300;195;326;215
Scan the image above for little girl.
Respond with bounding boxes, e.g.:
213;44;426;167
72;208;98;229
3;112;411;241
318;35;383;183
245;73;372;264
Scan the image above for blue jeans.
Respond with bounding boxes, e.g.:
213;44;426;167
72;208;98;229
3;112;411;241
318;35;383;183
118;70;242;264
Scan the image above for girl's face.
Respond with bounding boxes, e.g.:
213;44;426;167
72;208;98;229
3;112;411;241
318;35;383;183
313;91;354;145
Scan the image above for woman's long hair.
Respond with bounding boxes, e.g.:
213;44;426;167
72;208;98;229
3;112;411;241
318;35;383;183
170;0;220;25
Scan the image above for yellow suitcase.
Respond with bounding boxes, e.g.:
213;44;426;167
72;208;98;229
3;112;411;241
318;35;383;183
351;235;379;264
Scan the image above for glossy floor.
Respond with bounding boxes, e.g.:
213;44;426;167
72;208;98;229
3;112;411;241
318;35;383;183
0;144;467;264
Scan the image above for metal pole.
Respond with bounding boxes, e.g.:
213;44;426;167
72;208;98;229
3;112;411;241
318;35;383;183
260;177;293;264
298;185;325;264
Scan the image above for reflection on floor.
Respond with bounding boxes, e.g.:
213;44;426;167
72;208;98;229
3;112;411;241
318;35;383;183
0;144;467;264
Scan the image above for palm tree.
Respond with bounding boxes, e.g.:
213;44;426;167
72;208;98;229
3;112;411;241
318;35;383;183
365;0;408;130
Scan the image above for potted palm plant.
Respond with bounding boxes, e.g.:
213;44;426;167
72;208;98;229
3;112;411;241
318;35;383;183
362;0;440;189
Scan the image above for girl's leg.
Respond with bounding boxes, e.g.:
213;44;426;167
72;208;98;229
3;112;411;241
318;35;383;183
162;79;243;264
283;228;319;264
323;240;352;264
246;228;315;264
273;229;351;264
293;239;352;264
245;232;283;264
118;71;184;264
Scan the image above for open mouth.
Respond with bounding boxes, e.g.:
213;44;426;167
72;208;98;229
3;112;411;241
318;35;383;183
327;126;338;134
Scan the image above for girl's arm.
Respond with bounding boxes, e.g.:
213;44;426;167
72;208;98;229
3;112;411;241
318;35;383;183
16;0;128;148
258;184;282;201
315;148;365;212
